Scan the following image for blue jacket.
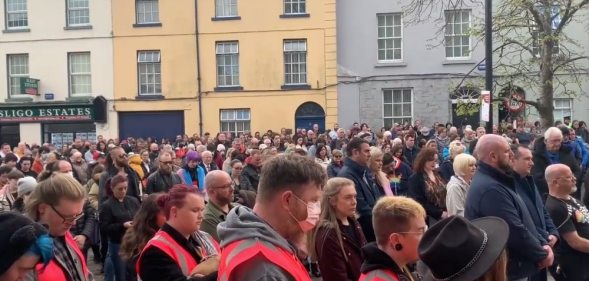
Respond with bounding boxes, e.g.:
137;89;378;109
338;157;382;242
178;166;206;191
513;174;559;244
465;162;547;280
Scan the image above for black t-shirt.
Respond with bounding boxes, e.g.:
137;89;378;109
545;195;589;256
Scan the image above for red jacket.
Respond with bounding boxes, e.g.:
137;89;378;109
218;239;311;281
36;232;90;281
137;230;198;276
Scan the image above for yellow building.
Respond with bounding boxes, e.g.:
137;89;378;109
112;0;199;140
197;0;337;136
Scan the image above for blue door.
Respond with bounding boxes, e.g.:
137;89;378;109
119;111;184;142
295;102;325;131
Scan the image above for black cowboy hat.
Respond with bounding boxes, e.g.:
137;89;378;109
418;216;509;281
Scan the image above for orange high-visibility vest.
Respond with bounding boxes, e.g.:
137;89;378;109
36;232;90;281
137;230;200;276
358;269;400;281
218;238;311;281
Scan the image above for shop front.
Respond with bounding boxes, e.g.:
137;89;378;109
0;97;107;146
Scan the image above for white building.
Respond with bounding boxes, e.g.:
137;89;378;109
0;0;116;146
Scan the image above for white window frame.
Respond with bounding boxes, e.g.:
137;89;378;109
216;41;240;87
136;0;159;24
377;13;403;62
68;52;92;96
284;39;308;85
5;0;28;30
66;0;90;27
383;88;413;128
220;109;250;136
7;54;29;97
284;0;306;15
553;98;572;122
444;10;471;60
215;0;238;18
531;27;560;57
137;51;162;96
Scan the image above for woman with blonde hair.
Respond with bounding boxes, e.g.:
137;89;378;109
311;177;367;281
369;147;393;196
445;153;477;216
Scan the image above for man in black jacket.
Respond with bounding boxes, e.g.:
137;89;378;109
146;151;182;194
99;147;142;204
338;137;381;242
402;134;419;167
465;134;553;280
240;149;262;193
532;127;580;199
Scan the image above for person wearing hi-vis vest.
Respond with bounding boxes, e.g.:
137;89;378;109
24;174;92;281
136;184;220;281
358;196;427;281
217;154;327;281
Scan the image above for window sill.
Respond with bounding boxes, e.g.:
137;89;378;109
132;23;162;28
281;84;311;90
2;28;30;33
66;96;93;102
135;95;164;100
279;13;310;18
214;86;244;92
442;59;476;65
211;16;241;21
5;97;33;102
375;62;407;68
64;25;93;30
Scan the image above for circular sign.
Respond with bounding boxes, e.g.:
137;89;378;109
504;92;526;112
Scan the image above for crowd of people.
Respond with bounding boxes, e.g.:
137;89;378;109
0;116;589;281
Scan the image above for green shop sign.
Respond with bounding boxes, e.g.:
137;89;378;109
20;78;40;95
0;104;94;123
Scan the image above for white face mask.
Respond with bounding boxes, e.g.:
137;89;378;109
289;194;321;233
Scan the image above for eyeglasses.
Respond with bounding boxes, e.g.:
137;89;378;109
398;225;428;236
160;161;173;165
557;176;576;181
117;154;128;159
213;183;233;190
50;205;84;224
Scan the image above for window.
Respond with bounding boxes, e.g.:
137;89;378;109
68;53;92;96
284;0;305;15
383;88;413;128
136;0;159;24
5;0;28;29
66;0;90;26
215;0;237;18
137;51;161;95
554;98;572;122
284;40;307;85
7;54;28;97
220;109;250;135
531;28;559;57
216;42;239;87
444;10;471;59
377;13;403;62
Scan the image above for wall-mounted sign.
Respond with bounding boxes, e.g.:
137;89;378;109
45;93;54;100
20;78;40;95
0;104;93;123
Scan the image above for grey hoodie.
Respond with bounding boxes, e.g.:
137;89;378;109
217;205;301;281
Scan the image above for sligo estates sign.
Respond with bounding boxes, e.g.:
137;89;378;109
0;105;93;123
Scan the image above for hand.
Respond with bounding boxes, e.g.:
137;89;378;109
441;211;449;219
190;255;220;276
548;235;558;248
123;221;133;228
537;245;554;269
73;235;86;249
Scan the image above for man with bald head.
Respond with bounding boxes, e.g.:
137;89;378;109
201;170;235;241
70;151;88;184
545;164;589;280
465;134;553;281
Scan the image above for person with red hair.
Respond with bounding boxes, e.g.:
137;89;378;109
137;185;220;281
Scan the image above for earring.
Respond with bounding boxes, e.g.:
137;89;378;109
395;244;403;251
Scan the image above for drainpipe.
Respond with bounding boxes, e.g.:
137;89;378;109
195;0;203;136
